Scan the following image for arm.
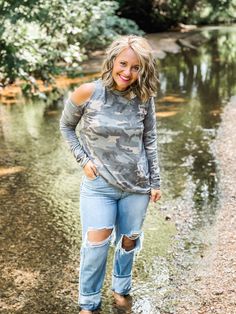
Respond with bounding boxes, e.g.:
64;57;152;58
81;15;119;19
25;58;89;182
59;83;95;168
143;97;161;202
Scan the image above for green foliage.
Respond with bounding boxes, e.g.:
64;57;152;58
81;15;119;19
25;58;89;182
199;0;236;24
0;0;142;89
116;0;236;32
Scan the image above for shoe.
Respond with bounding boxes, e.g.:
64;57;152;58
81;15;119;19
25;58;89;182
112;291;132;310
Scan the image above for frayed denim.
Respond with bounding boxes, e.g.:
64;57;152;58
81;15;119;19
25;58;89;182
79;175;150;311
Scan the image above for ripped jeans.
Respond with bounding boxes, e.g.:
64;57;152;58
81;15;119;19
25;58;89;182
79;175;150;311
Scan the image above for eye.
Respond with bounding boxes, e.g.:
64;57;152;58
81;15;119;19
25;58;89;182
120;61;126;66
132;65;140;72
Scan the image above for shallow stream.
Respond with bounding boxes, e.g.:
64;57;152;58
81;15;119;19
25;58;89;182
0;26;236;313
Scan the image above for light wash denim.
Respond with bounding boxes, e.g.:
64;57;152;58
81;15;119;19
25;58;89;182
79;175;150;311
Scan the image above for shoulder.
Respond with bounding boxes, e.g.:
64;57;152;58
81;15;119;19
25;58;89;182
140;96;154;108
146;96;154;108
70;82;96;106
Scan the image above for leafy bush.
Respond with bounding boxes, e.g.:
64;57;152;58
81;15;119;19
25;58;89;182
0;0;142;90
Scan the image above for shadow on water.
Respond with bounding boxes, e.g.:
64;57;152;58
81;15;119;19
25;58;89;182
0;26;236;313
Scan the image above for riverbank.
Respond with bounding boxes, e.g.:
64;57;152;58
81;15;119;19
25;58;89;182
80;29;207;73
176;96;236;313
0;27;207;105
1;26;235;314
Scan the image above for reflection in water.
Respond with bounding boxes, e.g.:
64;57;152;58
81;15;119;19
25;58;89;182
0;26;236;313
158;26;236;228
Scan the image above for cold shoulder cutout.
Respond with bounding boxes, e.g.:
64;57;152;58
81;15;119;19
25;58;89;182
70;82;96;106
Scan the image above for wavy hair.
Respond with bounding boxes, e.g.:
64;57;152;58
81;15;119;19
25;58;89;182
101;35;159;102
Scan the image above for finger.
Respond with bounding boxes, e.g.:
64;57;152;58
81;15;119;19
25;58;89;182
88;161;96;173
91;166;98;176
150;194;155;202
84;165;96;178
152;193;160;202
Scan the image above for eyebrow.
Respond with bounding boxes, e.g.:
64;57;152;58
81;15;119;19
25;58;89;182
119;59;140;66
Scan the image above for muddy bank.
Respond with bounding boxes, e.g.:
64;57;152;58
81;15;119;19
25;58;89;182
175;96;236;314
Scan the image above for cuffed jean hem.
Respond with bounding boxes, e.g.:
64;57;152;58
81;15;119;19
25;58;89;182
112;274;132;295
79;291;101;311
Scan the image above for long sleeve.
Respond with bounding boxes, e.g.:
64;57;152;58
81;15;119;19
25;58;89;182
143;97;161;189
59;99;90;167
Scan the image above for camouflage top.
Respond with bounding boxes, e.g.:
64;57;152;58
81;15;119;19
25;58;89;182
60;79;160;193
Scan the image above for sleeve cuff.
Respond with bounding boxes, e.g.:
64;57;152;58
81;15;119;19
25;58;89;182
80;156;90;167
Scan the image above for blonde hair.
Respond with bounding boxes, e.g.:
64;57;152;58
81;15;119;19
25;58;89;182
101;35;159;102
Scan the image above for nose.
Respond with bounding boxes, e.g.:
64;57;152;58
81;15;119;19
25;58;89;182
123;68;131;76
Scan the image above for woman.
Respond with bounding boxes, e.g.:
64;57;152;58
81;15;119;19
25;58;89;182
60;35;161;313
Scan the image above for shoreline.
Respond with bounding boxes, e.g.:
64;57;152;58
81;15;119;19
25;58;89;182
0;26;236;313
0;28;206;105
80;28;207;73
176;96;236;313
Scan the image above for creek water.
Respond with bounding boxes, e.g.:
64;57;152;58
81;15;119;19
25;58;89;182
0;26;236;314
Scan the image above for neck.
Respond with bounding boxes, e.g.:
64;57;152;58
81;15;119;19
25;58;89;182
112;87;131;96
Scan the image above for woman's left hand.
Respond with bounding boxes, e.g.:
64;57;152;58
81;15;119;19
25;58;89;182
150;189;161;202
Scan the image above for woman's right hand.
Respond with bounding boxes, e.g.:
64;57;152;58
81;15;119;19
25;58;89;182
83;160;98;179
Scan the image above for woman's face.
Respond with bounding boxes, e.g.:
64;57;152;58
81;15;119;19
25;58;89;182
112;47;140;91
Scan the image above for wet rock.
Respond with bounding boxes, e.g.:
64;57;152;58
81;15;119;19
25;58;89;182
177;38;197;50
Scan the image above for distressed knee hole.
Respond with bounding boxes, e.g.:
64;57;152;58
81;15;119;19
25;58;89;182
87;228;113;246
122;234;140;251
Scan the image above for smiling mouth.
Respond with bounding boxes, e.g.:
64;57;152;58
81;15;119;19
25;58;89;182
119;75;130;82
